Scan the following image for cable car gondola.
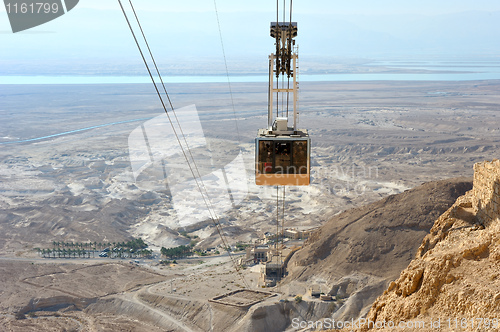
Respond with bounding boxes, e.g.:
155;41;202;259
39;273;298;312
255;21;310;186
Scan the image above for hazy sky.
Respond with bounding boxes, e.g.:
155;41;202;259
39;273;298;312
1;1;500;75
71;0;500;15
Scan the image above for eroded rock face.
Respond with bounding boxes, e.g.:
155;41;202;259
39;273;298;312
365;160;500;330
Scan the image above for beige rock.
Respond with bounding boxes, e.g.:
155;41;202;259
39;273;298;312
359;160;500;331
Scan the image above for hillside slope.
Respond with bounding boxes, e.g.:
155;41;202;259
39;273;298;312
283;177;471;322
288;177;472;282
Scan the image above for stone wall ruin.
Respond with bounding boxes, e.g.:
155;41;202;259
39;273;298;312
471;159;500;224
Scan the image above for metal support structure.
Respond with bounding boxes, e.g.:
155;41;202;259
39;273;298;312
267;22;299;133
268;54;275;130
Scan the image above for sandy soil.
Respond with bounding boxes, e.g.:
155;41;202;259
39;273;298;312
0;252;272;331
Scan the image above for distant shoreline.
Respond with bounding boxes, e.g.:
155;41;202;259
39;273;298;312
2;71;500;85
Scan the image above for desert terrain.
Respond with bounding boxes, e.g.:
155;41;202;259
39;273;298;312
0;79;499;330
356;160;500;332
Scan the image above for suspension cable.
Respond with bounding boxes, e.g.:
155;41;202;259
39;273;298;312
127;0;210;202
286;0;292;118
118;0;249;289
126;0;174;112
276;186;279;254
274;185;286;290
213;0;241;144
127;0;208;202
276;0;279;120
273;0;294;291
282;186;285;252
276;185;280;290
212;0;251;286
281;185;285;287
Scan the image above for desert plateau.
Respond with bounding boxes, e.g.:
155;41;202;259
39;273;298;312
0;78;499;331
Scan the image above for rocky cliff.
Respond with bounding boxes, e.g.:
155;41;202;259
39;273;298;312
365;159;500;331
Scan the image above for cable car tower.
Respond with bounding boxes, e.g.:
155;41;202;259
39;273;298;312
255;2;310;288
255;6;310;186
